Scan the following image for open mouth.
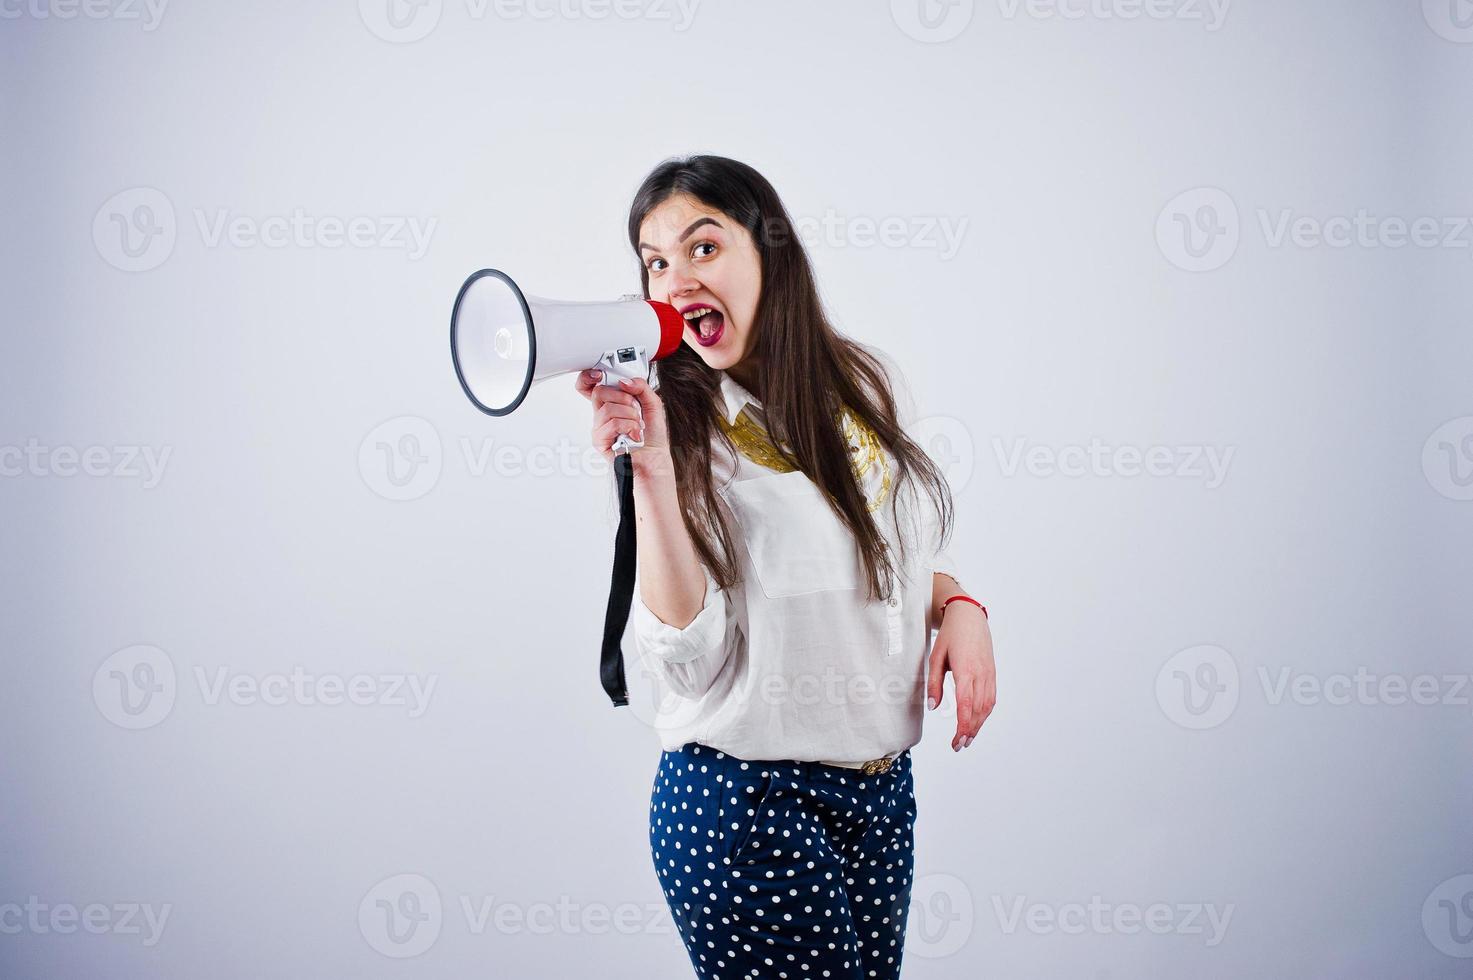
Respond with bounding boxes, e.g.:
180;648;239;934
682;305;726;347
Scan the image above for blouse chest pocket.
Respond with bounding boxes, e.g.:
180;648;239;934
718;470;861;599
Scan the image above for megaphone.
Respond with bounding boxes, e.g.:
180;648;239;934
450;267;683;710
450;268;684;453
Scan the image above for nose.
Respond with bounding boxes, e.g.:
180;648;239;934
665;259;700;300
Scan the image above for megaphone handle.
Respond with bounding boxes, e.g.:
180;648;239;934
596;348;651;453
595;349;650;706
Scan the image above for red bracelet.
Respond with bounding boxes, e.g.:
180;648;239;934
941;595;987;619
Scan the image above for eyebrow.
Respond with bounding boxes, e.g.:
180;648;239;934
638;216;722;254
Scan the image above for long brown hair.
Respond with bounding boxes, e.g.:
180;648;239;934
627;154;954;603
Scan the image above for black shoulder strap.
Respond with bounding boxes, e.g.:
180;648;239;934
599;451;636;706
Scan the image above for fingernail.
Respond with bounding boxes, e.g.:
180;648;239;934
619;378;634;387
926;696;937;711
592;369;603;380
962;735;973;748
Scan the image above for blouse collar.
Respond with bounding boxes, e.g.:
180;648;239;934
718;371;762;426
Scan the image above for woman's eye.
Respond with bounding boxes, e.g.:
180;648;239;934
647;257;667;272
693;242;716;259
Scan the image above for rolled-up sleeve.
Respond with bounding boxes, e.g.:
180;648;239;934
631;559;739;700
930;543;965;593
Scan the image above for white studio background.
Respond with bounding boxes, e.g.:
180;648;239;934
2;1;1470;977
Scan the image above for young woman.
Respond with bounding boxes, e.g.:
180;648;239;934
575;155;996;979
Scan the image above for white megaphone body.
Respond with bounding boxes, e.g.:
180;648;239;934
450;269;685;453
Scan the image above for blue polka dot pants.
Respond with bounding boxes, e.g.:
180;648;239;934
649;741;918;979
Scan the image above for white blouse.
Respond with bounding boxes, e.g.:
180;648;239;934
630;345;961;768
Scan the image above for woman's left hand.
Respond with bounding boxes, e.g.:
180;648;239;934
926;603;996;752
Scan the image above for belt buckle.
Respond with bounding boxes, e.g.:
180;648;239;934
859;756;893;777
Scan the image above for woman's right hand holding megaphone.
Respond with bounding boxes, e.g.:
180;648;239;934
576;370;673;478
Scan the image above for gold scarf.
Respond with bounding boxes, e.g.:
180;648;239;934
716;404;892;513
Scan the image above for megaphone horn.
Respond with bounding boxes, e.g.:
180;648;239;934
450;269;684;449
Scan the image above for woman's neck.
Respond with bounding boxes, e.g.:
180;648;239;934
725;359;763;401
